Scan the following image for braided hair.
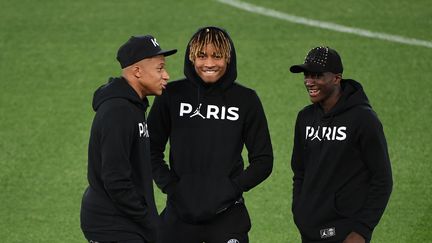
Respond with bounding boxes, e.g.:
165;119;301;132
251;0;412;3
188;28;231;64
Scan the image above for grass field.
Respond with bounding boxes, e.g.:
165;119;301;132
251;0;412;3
1;0;431;242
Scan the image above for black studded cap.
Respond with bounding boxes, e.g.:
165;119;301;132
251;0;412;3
117;35;177;68
290;46;343;74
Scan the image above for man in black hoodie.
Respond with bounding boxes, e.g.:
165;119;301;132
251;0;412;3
289;47;393;243
80;35;176;243
147;26;273;243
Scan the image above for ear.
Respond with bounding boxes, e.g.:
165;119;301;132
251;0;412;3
333;73;342;85
132;65;141;78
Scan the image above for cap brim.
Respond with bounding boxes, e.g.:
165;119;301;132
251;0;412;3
158;49;177;57
290;63;325;73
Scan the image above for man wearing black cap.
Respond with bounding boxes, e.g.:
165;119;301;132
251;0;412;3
80;35;176;243
289;47;393;243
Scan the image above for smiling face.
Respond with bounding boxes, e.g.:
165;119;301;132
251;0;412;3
192;43;228;83
188;28;231;84
304;72;342;112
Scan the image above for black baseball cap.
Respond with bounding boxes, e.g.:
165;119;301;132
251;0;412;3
117;35;177;68
290;46;343;74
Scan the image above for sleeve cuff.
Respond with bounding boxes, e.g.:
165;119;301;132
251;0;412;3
352;221;372;240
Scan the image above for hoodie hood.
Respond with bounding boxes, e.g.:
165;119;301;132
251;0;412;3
92;77;149;111
322;79;371;118
183;26;237;95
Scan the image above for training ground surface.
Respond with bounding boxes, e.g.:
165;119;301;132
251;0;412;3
1;0;431;242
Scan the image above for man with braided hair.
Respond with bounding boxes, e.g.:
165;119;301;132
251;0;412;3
147;26;273;243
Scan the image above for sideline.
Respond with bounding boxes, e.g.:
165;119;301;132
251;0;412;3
216;0;432;49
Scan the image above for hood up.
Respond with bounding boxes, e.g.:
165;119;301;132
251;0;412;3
183;26;237;95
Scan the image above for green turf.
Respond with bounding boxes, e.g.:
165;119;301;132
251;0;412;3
1;0;431;242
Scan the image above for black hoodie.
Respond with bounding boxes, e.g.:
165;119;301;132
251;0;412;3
291;79;393;242
80;77;158;242
147;27;273;223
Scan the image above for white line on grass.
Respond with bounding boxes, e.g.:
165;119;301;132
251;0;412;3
216;0;432;49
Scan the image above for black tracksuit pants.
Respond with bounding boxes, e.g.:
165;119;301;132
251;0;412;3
158;202;251;243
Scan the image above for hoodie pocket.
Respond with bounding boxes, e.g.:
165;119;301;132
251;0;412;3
168;174;240;223
333;182;368;218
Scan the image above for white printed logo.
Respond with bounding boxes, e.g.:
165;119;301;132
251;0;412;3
305;126;346;141
138;122;149;138
320;227;336;239
189;103;205;119
227;239;239;243
150;38;159;47
179;102;239;121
